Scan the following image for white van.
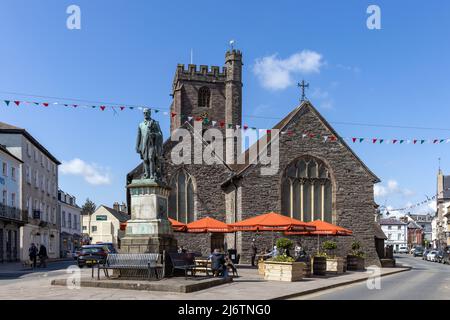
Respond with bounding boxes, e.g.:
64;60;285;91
397;244;408;254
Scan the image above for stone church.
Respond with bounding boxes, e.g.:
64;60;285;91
127;49;382;266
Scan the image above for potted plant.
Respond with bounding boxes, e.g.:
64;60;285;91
323;240;345;274
312;251;327;276
263;238;306;281
347;241;365;271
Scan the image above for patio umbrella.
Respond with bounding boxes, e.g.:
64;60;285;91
285;220;353;254
185;216;233;233
168;218;187;232
229;212;315;248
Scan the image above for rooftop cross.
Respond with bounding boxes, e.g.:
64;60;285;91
298;80;309;102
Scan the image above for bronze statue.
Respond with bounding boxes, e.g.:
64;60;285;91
136;108;163;180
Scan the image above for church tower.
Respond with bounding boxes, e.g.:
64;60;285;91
170;50;243;133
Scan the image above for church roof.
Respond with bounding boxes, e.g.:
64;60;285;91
373;222;387;239
225;100;380;183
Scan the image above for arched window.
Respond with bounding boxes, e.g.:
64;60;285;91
168;169;195;223
281;157;333;222
198;86;211;108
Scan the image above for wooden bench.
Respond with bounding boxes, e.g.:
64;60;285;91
167;252;198;279
95;253;164;281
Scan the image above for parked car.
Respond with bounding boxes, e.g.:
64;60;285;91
422;249;430;260
427;250;439;262
95;242;117;254
435;250;445;263
397;245;408;254
410;247;416;254
413;246;424;257
77;245;108;268
71;248;81;260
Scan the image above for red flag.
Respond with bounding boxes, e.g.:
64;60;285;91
330;136;337;141
309;133;315;138
14;101;20;106
287;130;294;136
195;117;202;121
120;106;125;111
393;139;397;144
243;125;248;130
100;106;106;111
171;112;177;118
219;121;225;128
43;103;49;107
352;138;357;143
372;138;377;144
413;140;417;144
266;129;271;134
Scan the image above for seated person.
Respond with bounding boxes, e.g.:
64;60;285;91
210;248;226;277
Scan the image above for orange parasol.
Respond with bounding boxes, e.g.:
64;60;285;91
185;217;233;233
229;212;315;232
284;220;353;236
168;218;187;232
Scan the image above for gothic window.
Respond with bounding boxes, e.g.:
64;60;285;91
198;86;211;108
168;169;195;223
281;157;333;223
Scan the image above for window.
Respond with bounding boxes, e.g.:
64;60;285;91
168;169;195;223
35;171;39;188
82;226;87;231
398;225;401;230
388;226;392;230
2;190;6;205
34;149;37;161
11;167;16;180
2;162;7;176
62;211;66;228
92;226;97;233
26;142;31;157
41;175;46;192
397;234;401;240
26;166;31;184
11;193;15;208
281;157;332;222
68;213;72;229
388;233;392;240
198;86;211;108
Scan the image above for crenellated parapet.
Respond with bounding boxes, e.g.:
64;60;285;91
175;63;227;80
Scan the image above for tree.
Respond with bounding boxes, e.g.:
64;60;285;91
81;198;96;216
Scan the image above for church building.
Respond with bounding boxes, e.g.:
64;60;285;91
128;49;382;266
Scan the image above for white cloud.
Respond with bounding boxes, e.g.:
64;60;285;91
253;50;324;90
311;88;334;109
60;158;111;185
428;202;437;212
374;184;387;197
374;179;416;198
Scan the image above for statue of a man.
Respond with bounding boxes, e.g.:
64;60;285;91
136;108;163;180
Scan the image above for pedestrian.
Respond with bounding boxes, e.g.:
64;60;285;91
210;248;226;277
38;244;48;268
251;238;258;267
28;243;38;269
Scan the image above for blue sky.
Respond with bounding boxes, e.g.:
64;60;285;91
1;0;449;216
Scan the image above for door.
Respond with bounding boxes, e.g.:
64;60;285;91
210;234;224;252
6;230;12;261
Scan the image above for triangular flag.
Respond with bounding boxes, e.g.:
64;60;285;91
154;109;159;113
92;106;96;109
171;112;177;118
219;121;225;128
359;138;364;143
43;103;49;107
211;121;217;126
302;134;307;139
392;139;397;144
14;101;20;106
100;106;106;111
228;124;233;129
309;133;315;138
372;138;377;144
421;140;425;144
34;102;40;106
4;100;10;106
323;136;328;142
120;106;125;111
130;107;135;110
352;138;357;143
433;139;438;144
379;139;384;144
73;104;78;108
243;125;248;130
187;116;193;122
330;136;337;141
440;139;445;143
266;129;271;134
400;140;404;144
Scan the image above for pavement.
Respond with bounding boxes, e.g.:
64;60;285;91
292;254;450;300
0;258;414;300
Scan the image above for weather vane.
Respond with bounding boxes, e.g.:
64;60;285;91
298;80;309;102
229;39;235;50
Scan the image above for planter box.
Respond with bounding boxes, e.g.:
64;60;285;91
264;261;306;282
258;260;265;275
326;257;345;274
347;255;365;271
312;256;327;276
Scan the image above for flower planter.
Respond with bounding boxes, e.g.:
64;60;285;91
312;256;327;276
326;257;345;274
263;261;306;282
258;260;265;275
347;255;365;271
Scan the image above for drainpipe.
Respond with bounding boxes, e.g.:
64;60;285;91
231;176;239;250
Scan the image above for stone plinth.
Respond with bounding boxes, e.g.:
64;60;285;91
120;179;177;254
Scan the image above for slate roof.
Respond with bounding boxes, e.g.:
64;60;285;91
0;144;23;163
100;205;130;222
379;218;407;225
374;222;387;240
0;121;61;165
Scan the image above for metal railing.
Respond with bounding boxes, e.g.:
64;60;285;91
0;204;26;223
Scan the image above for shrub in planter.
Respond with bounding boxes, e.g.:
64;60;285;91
347;241;365;271
312;252;327;276
322;241;345;274
276;238;294;256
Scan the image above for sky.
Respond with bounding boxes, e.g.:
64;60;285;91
1;0;450;216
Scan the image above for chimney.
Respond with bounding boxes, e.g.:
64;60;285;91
120;202;128;214
113;202;120;212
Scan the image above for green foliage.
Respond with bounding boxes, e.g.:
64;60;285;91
269;255;295;263
81;198;97;216
276;238;294;250
350;241;365;258
322;240;337;250
314;252;328;258
351;241;361;251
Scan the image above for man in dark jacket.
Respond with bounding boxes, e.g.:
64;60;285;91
28;243;38;269
210;249;225;277
38;244;48;268
251;239;258;267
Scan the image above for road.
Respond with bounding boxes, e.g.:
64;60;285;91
294;255;450;300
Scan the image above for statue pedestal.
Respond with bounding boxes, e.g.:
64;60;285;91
120;179;177;254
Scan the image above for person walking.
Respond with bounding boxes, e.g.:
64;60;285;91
251;239;258;267
28;243;38;269
38;244;48;268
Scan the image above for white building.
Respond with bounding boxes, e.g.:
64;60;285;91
0;144;24;262
81;205;129;248
0;122;60;260
58;190;81;256
436;170;450;247
380;218;408;252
